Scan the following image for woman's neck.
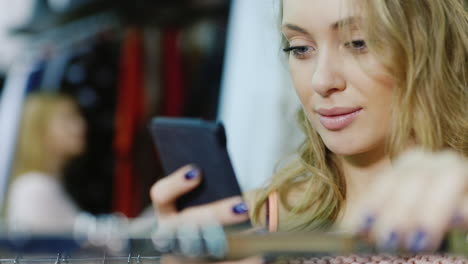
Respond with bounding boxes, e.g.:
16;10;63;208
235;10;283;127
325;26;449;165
340;144;392;203
44;153;68;179
334;144;392;229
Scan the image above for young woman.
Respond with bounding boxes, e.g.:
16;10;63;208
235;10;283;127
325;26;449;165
6;92;156;241
150;0;467;263
6;93;87;232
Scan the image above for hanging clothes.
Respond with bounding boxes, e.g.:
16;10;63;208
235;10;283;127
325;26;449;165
143;27;163;116
59;38;120;215
113;27;146;217
182;20;226;120
41;48;75;91
135;27;164;209
161;28;185;117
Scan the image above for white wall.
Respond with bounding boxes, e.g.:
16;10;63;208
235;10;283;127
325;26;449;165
219;0;304;191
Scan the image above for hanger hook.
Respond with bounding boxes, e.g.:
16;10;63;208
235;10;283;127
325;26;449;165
127;253;132;264
136;255;141;264
102;253;107;264
14;255;20;264
63;254;69;264
55;253;61;264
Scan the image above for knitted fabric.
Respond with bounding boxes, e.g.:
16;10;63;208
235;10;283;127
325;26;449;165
285;254;468;264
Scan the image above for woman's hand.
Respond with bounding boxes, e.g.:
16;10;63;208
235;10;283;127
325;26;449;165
161;255;264;264
150;165;253;261
346;149;468;252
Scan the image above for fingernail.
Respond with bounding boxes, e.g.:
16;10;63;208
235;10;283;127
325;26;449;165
232;202;248;214
409;230;428;252
360;215;375;232
382;231;399;252
262;254;277;264
185;169;199;180
450;213;464;227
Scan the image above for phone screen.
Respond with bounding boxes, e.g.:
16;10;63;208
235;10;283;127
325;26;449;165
149;117;243;210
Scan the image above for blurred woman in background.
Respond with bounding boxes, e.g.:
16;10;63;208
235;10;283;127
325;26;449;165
6;93;86;232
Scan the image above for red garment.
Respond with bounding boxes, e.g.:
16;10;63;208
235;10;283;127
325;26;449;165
113;28;146;217
162;28;185;116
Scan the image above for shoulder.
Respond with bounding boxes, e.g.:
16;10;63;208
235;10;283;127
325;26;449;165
9;172;61;198
6;173;54;219
7;172;78;224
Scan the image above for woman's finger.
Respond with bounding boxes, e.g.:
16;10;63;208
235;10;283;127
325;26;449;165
217;256;264;264
176;222;204;257
152;220;177;253
405;151;468;251
181;196;250;226
201;222;228;259
150;165;202;216
352;149;428;235
160;255;264;264
372;165;429;251
154;197;249;258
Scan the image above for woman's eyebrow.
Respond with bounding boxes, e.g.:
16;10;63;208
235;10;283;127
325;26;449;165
282;17;361;35
331;16;361;30
281;23;311;36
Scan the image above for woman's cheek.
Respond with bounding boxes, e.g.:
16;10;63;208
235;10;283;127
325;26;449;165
290;63;314;107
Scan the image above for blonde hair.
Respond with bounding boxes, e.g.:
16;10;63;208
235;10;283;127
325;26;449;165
253;0;468;231
11;93;76;180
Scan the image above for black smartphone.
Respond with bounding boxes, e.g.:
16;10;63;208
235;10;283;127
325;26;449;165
149;117;243;211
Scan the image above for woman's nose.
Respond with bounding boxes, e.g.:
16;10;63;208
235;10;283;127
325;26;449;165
311;52;345;97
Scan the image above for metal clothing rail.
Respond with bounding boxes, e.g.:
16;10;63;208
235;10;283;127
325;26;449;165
0;255;161;263
28;11;121;56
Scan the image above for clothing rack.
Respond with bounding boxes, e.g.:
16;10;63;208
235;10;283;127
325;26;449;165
0;255;161;264
26;11;120;59
0;235;163;258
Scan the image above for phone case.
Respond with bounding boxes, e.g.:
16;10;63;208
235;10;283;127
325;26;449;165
149;117;242;210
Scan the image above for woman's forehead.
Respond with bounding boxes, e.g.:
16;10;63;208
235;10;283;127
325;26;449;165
282;0;359;28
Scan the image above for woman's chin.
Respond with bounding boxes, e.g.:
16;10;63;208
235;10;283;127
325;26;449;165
323;140;369;156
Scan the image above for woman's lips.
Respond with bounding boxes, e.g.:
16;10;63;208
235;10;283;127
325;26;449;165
317;107;362;131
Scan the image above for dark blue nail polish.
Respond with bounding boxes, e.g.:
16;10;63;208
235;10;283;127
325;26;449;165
450;213;464;227
232;203;248;214
262;254;277;264
409;230;428;252
185;169;199;180
383;231;399;251
360;215;375;232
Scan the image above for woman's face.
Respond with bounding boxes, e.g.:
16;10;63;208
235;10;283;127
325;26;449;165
46;100;87;159
282;0;394;156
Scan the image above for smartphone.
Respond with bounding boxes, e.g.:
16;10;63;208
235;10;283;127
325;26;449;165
149;117;243;211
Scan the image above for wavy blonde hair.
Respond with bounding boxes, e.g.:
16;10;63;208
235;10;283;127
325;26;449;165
11;93;76;180
253;0;468;231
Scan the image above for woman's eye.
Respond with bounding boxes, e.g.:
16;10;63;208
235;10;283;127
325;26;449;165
344;40;368;52
283;46;312;59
